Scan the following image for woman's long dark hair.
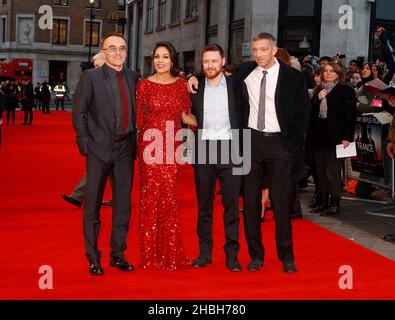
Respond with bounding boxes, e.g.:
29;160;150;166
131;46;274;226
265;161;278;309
153;41;180;77
361;62;375;85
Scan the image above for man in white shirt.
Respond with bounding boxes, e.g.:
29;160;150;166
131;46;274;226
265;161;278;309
190;45;242;272
230;33;310;273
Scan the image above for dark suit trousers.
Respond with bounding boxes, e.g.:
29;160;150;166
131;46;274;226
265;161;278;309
83;138;134;261
243;131;294;263
194;142;241;260
314;147;342;197
23;108;33;124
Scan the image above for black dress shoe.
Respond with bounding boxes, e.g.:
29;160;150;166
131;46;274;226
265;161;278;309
226;258;242;272
283;262;297;273
89;260;104;276
384;234;395;242
101;200;113;206
321;196;340;216
247;259;263;272
61;194;83;208
110;256;135;271
192;256;212;268
308;193;321;208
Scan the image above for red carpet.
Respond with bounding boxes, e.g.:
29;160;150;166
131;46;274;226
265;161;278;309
1;110;395;300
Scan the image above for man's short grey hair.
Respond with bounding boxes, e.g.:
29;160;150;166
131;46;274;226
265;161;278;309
252;33;276;43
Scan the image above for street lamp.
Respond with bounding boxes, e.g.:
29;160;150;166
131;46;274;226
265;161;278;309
88;0;96;65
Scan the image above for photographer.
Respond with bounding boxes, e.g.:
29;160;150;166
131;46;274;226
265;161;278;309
376;27;395;85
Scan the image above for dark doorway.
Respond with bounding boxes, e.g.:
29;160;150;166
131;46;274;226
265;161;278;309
369;0;395;61
278;0;322;59
49;60;67;87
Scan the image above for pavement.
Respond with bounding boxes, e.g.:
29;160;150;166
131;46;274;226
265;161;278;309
300;186;395;260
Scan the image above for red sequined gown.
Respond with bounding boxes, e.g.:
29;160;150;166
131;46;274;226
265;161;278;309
136;77;193;271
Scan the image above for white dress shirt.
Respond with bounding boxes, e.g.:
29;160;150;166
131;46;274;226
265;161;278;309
244;58;281;132
202;75;232;140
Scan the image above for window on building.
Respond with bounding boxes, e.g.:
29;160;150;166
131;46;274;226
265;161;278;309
376;0;395;21
0;17;5;42
228;0;245;65
1;0;7;5
146;0;154;31
278;0;322;59
183;51;195;75
86;0;101;9
286;0;315;16
206;0;218;44
158;0;166;28
52;19;68;45
53;0;68;6
118;0;126;11
370;0;395;60
85;21;100;46
117;22;126;35
186;0;197;19
171;0;180;24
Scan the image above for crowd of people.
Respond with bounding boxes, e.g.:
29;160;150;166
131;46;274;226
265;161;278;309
3;25;395;274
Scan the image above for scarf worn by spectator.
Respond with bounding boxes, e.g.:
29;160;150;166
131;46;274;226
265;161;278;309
319;81;338;119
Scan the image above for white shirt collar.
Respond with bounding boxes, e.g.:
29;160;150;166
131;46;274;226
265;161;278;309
255;58;280;77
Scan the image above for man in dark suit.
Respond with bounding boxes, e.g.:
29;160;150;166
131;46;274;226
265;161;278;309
190;33;310;273
235;33;310;273
72;33;139;275
190;44;242;272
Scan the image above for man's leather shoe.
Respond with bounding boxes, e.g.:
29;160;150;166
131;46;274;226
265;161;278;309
226;258;242;272
109;256;135;271
102;200;113;206
247;259;263;272
192;256;212;268
283;262;297;273
384;234;395;242
89;260;104;276
61;194;83;208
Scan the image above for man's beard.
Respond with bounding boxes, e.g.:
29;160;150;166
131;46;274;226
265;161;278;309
204;68;222;79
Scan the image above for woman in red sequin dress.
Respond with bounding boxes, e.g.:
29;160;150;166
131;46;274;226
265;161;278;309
136;42;196;271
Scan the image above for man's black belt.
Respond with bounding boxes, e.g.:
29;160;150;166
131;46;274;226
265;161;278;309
114;133;132;142
252;129;281;137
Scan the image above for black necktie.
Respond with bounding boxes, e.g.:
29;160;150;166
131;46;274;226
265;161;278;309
257;70;268;131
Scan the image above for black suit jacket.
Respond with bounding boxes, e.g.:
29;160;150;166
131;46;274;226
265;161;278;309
308;84;356;148
232;60;311;153
72;65;139;161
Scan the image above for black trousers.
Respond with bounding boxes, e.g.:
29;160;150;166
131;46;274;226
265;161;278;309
314;147;342;197
6;109;15;124
243;131;294;263
42;100;50;113
23;108;33;124
194;141;241;260
56;99;64;110
83;137;134;261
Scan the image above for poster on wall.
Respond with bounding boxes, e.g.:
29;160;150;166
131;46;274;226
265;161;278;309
351;114;390;179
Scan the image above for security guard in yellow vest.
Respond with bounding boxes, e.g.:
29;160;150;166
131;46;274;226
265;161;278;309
54;82;66;110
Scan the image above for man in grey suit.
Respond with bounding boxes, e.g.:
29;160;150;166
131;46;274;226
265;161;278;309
72;33;139;275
